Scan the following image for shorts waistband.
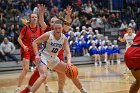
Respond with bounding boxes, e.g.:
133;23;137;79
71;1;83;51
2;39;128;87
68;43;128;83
131;44;140;47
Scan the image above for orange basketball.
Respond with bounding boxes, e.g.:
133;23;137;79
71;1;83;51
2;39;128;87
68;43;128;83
65;65;78;79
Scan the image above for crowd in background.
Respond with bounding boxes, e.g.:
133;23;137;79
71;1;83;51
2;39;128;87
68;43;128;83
0;0;139;62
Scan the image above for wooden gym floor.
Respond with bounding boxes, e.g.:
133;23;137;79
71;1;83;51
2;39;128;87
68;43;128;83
0;63;139;93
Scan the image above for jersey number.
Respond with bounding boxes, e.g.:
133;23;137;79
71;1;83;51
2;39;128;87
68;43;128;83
51;48;58;53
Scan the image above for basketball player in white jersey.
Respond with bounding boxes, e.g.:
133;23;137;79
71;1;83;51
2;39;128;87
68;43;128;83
28;20;87;93
118;27;136;50
118;27;136;78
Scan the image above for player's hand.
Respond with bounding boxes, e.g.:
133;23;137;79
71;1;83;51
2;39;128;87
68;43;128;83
66;62;72;68
37;4;45;14
23;46;29;52
35;55;41;64
66;5;72;15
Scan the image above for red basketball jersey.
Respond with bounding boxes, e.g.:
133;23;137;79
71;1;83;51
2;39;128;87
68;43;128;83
20;25;42;50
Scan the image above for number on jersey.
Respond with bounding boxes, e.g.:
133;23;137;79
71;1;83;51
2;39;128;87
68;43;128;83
51;48;58;53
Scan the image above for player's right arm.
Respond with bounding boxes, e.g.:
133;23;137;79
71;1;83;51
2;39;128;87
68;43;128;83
38;4;47;30
118;34;126;42
18;26;29;52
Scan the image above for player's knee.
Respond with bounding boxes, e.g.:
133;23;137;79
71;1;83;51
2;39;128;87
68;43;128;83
23;67;29;73
40;73;47;80
58;73;66;80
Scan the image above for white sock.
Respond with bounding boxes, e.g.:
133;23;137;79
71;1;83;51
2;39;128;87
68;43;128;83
16;87;20;90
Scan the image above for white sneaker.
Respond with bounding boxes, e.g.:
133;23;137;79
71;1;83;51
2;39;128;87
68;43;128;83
106;61;110;65
30;66;34;72
117;60;121;64
58;90;68;93
111;60;114;64
94;62;98;66
80;88;87;93
15;87;20;93
45;86;53;93
99;61;102;65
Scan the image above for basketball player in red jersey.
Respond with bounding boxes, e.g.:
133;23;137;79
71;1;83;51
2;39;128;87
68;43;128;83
15;13;44;93
20;4;72;93
124;30;140;93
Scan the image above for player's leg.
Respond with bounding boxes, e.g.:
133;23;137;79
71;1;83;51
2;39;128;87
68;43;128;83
117;53;120;64
129;69;140;93
20;68;40;93
30;64;48;93
97;54;102;65
92;55;97;66
20;59;52;93
53;62;87;93
57;72;66;93
16;58;30;93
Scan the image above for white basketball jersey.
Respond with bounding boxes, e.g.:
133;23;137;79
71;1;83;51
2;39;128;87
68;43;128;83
124;33;136;49
42;31;66;57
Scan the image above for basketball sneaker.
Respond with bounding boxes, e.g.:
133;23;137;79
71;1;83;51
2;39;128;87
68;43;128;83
58;90;68;93
45;85;53;93
80;88;87;93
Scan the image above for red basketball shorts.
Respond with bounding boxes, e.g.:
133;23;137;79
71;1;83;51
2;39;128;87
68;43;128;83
124;46;140;70
20;48;36;63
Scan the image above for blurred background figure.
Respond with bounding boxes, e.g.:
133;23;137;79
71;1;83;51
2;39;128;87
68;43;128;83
0;37;18;63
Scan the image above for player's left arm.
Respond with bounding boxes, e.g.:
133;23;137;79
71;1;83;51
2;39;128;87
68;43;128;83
63;6;72;34
63;38;72;66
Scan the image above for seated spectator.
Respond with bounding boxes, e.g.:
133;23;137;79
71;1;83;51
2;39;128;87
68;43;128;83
0;37;19;63
120;20;128;37
74;27;81;36
120;20;128;30
0;29;6;43
105;41;113;65
129;19;136;32
98;42;107;63
70;37;82;57
79;38;89;56
89;43;101;66
102;36;110;46
71;17;81;29
87;35;95;49
112;40;121;64
95;34;102;48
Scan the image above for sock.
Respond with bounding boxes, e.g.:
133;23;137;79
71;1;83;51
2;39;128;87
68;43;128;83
28;68;40;86
80;88;87;93
15;87;20;91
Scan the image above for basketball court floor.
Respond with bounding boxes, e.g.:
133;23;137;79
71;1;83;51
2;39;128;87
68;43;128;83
0;63;138;93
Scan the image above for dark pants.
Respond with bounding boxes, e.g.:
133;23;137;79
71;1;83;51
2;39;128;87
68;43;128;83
0;52;6;61
4;52;18;62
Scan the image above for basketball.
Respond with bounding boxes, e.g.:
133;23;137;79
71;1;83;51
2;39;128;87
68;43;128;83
65;65;78;79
